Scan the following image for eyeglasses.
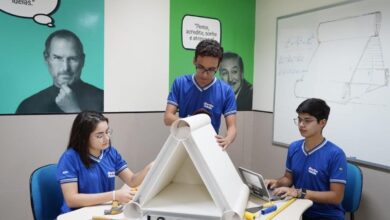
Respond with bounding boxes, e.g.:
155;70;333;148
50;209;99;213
195;64;218;74
94;129;113;141
47;54;82;65
293;117;316;126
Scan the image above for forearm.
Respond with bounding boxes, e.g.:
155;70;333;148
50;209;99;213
225;124;237;144
129;163;152;187
164;112;179;126
303;183;344;204
66;191;112;208
276;176;293;187
164;104;179;126
224;114;237;145
304;190;343;204
120;164;152;188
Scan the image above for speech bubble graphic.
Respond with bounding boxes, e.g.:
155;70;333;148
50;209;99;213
0;0;59;27
182;15;221;50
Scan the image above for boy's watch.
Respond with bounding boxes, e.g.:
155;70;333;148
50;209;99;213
300;188;307;199
296;188;301;198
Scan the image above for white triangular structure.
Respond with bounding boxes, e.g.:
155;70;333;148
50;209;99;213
124;114;249;220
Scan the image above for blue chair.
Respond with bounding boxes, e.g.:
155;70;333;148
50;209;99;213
30;164;63;220
342;162;363;220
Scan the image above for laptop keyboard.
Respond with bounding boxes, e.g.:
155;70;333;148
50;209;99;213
267;189;282;200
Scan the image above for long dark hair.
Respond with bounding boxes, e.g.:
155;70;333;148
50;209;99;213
67;111;108;168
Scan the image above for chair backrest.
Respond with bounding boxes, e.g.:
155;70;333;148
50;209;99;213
30;164;63;220
342;162;363;213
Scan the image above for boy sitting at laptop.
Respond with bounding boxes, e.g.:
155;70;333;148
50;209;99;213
266;98;347;220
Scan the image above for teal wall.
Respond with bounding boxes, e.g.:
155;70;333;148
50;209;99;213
0;0;104;114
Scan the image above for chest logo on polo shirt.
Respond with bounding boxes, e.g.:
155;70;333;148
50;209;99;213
308;166;318;175
107;171;115;178
203;102;214;110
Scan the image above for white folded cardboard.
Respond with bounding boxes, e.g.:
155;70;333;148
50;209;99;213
124;114;249;220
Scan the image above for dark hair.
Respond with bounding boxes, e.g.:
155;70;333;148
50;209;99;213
194;39;224;64
44;29;84;58
222;52;244;74
192;108;212;117
296;98;330;122
67;111;108;168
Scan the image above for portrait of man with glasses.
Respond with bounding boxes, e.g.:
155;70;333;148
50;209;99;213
16;29;103;114
219;52;253;111
164;39;237;150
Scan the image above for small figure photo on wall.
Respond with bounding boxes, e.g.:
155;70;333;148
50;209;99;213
219;52;253;111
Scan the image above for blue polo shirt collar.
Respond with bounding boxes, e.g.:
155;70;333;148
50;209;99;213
301;139;328;156
192;74;217;91
89;149;106;163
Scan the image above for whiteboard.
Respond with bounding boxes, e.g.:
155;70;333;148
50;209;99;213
273;0;390;170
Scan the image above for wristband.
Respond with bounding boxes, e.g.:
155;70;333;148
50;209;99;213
113;190;116;201
300;188;307;199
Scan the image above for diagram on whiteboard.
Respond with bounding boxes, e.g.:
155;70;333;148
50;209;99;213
293;12;389;104
274;1;390;170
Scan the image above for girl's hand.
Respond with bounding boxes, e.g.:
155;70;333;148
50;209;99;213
114;188;135;203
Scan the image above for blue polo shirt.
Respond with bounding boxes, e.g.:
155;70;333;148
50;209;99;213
57;147;127;213
286;139;347;220
167;74;237;133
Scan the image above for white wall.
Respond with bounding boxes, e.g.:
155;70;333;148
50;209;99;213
104;0;170;111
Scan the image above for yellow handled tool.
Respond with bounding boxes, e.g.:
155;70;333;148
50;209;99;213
244;211;256;220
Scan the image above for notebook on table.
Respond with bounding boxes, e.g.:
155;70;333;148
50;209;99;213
238;167;282;201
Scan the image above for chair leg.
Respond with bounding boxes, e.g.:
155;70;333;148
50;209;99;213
351;212;354;220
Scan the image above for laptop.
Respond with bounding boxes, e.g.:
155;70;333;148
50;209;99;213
238;167;282;201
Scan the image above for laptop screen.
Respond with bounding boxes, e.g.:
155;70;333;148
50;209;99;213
238;167;282;201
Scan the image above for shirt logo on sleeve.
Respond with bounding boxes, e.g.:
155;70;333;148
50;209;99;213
62;170;69;175
308;166;318;175
107;171;115;178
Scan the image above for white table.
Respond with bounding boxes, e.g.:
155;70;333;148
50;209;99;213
57;196;312;220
